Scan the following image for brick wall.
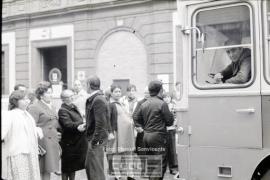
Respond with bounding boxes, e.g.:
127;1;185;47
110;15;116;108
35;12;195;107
2;0;177;92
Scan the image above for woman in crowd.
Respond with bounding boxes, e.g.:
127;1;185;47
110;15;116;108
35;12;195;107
72;79;88;120
58;89;88;180
120;84;138;117
107;84;135;180
2;90;42;180
28;82;62;180
163;92;179;175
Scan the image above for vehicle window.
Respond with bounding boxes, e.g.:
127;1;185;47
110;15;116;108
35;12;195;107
1;51;9;94
192;5;253;88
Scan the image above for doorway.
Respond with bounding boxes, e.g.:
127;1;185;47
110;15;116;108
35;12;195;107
97;31;148;98
31;38;72;89
39;46;67;87
113;79;130;96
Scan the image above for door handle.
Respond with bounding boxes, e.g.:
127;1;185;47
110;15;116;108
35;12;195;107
236;108;255;114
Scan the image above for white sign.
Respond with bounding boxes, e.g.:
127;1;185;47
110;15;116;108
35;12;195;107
52;84;62;98
52;73;58;82
77;71;85;81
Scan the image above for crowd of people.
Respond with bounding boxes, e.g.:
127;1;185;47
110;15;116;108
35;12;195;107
2;76;181;180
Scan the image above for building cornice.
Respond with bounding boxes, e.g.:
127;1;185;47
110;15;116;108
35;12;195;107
2;0;158;23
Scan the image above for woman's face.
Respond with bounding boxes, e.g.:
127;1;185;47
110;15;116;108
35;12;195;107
41;88;52;103
111;88;122;101
127;87;136;99
163;96;171;104
18;96;30;110
74;80;82;93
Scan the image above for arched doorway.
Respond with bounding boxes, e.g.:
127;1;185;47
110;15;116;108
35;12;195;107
96;30;147;97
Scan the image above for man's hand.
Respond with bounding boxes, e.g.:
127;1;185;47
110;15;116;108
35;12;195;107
77;123;86;132
36;127;44;139
57;132;62;141
135;127;144;133
108;133;115;140
213;73;223;83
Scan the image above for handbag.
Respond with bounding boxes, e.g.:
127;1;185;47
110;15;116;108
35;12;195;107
38;144;46;156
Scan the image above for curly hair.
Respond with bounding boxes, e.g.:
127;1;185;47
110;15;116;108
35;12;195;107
35;81;51;100
8;90;27;110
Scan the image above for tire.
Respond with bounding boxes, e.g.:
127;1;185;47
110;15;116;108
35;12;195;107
261;169;270;180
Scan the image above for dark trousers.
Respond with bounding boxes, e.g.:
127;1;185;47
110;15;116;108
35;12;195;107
143;132;167;180
167;130;178;170
85;141;106;180
135;132;145;155
135;132;146;177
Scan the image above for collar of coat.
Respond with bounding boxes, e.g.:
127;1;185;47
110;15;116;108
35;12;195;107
86;90;104;103
61;103;77;111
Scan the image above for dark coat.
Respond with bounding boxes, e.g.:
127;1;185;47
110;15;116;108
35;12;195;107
58;103;88;173
134;96;174;134
28;100;61;173
221;48;251;84
85;91;110;146
109;102;117;132
132;98;148;128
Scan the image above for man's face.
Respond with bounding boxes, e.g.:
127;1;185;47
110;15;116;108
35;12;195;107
74;80;82;93
226;47;243;63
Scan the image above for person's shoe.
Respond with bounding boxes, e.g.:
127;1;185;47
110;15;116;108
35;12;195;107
170;169;178;175
127;177;136;180
54;171;61;176
174;172;180;179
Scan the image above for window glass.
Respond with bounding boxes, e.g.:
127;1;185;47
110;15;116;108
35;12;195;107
193;5;253;88
1;52;9;94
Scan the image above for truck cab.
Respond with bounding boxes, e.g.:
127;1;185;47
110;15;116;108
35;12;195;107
174;0;270;179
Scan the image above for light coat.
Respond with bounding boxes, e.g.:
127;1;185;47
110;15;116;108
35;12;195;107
28;100;61;173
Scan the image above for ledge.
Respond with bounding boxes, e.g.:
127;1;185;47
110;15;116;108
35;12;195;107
2;0;154;23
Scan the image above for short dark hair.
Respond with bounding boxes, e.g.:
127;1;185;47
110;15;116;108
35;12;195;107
148;80;163;97
224;39;241;46
87;76;100;90
8;90;27;110
35;81;51;100
126;84;136;92
110;84;121;93
14;84;26;91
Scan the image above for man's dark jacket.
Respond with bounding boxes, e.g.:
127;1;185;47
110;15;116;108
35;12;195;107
85;91;109;145
134;96;174;134
221;48;251;84
58;103;88;172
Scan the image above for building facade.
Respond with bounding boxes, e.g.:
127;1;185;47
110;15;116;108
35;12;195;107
2;0;177;106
